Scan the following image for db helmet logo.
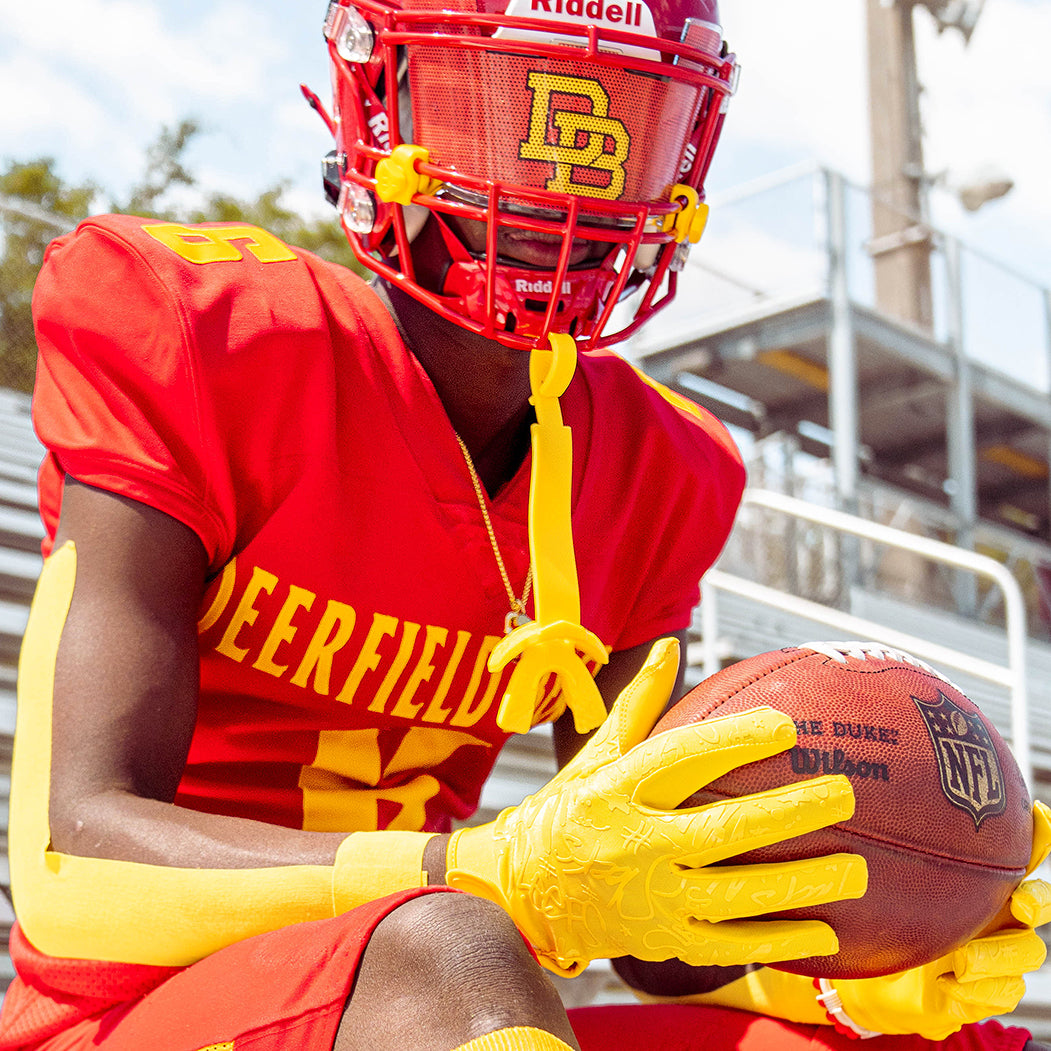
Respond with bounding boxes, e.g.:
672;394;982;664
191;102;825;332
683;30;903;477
913;691;1007;828
518;72;632;199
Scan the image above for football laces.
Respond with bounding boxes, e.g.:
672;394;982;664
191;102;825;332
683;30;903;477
797;640;964;694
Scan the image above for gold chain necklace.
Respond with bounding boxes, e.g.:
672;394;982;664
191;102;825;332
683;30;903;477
454;432;533;635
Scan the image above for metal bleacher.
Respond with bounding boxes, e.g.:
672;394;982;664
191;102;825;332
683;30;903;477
689;580;1051;771
697;488;1047;788
0;388;44;993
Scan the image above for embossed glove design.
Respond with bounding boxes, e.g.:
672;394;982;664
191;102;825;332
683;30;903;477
446;638;868;976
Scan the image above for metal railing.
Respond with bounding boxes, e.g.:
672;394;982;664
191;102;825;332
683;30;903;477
626;162;1051;393
701;488;1032;788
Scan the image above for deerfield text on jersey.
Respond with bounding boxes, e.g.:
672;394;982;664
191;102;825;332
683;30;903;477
198;558;572;730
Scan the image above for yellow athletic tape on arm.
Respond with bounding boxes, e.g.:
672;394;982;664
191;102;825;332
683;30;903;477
9;542;430;967
332;831;430;913
641;966;827;1026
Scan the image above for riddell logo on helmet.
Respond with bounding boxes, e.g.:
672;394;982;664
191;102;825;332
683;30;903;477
367;113;390;152
529;0;646;26
497;0;659;60
515;278;573;295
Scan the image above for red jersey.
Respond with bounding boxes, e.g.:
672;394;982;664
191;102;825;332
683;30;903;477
30;214;745;839
4;214;744;1046
3;219;1032;1051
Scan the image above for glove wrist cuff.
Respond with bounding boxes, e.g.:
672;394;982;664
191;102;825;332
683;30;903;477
332;831;433;914
445;825;587;978
445;825;508;906
814;980;883;1040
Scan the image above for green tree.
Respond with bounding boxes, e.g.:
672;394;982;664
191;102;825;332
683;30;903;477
187;185;359;269
123;119;200;217
0;121;362;393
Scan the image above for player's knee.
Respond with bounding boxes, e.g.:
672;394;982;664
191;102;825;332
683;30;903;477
339;893;569;1049
368;891;563;1034
372;890;535;985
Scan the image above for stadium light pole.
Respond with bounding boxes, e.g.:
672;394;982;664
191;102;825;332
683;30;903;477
865;0;990;608
866;0;934;332
865;0;988;332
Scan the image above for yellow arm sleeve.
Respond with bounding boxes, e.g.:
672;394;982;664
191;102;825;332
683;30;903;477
9;542;431;966
637;967;827;1026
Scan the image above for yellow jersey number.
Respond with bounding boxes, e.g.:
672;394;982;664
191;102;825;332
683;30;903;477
142;222;298;265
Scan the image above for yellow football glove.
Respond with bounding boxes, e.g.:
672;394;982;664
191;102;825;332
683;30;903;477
821;800;1051;1040
446;638;868;977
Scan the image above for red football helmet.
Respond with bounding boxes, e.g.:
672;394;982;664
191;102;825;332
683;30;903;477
313;0;737;350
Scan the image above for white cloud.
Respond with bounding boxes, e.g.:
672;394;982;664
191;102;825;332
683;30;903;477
716;0;870;182
0;0;292;195
0;0;277;104
917;1;1051;246
0;54;107;142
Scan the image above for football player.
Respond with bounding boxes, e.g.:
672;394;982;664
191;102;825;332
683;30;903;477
0;0;1047;1049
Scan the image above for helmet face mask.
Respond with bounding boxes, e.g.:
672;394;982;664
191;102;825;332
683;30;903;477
322;0;737;349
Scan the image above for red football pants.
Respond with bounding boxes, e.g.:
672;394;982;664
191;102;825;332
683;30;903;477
0;889;1032;1051
568;1004;1031;1051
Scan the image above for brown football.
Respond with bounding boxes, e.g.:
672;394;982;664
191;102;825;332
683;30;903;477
652;641;1033;978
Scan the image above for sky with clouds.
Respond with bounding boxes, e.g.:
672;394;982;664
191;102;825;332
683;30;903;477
1;0;1048;365
720;0;1051;280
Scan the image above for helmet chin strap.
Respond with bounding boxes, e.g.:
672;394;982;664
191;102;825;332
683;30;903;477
488;333;610;735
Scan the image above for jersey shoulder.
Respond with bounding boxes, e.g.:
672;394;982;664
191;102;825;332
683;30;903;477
35;214;378;355
577;348;745;488
40;213;317;287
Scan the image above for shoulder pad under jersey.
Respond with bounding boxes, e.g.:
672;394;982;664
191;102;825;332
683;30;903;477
37;214;359;357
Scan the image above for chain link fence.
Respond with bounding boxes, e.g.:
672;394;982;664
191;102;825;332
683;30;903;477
0;196;77;395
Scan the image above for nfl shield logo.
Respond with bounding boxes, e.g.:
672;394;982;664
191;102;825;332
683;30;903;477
914;691;1006;829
